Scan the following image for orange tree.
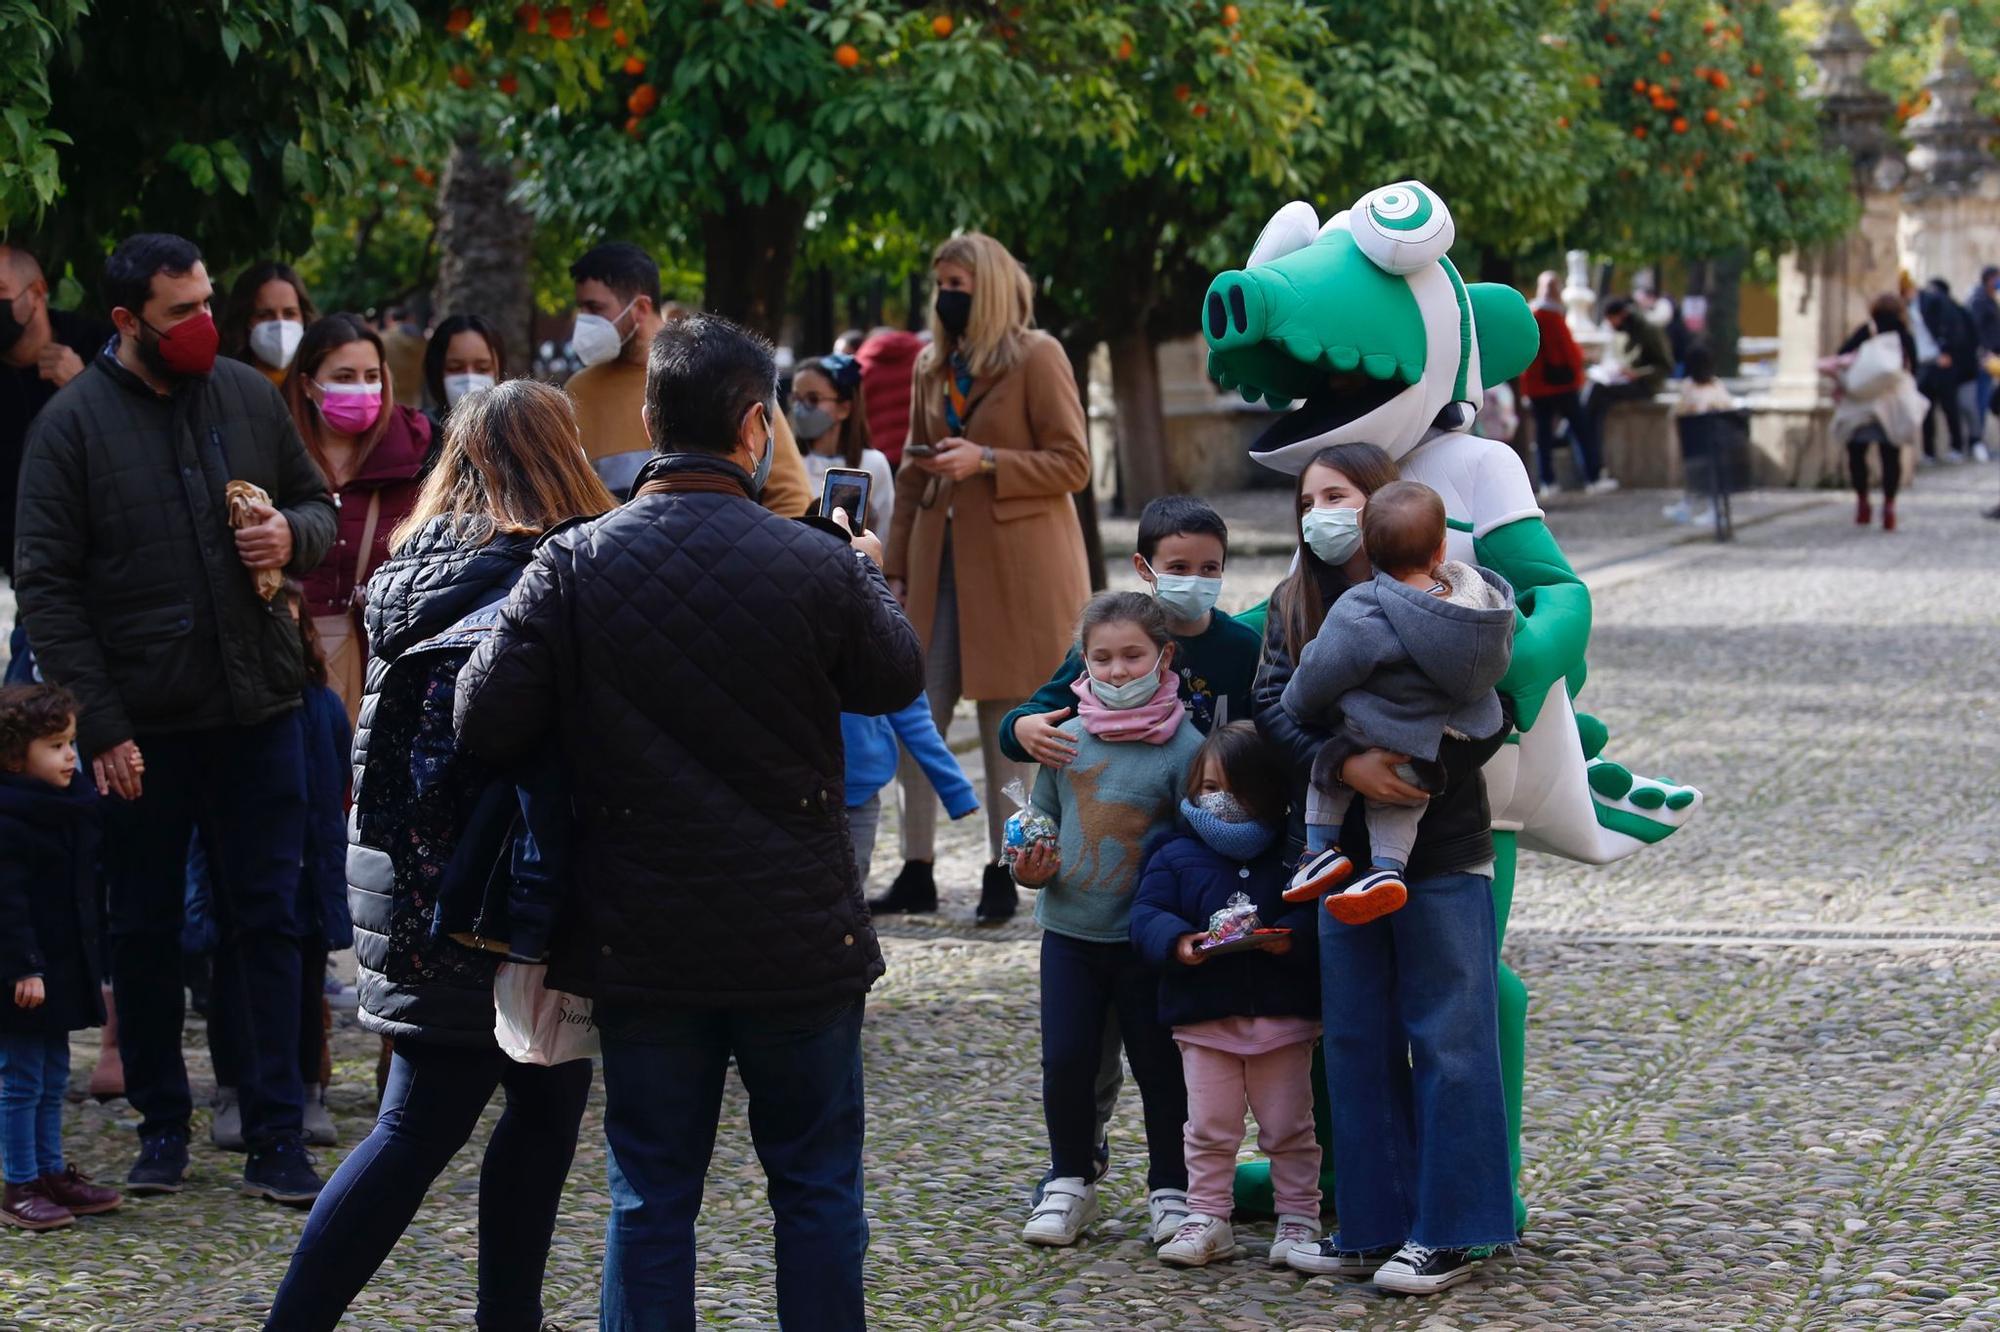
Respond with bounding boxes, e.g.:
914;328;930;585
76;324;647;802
3;1;634;288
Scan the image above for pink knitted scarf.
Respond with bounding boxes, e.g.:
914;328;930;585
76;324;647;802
1069;671;1185;745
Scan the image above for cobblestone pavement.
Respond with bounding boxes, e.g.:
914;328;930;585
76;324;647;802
7;464;2000;1330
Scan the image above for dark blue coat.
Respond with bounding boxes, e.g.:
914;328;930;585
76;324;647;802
0;771;104;1034
1130;826;1319;1029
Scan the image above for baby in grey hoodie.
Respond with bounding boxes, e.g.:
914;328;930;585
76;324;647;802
1280;481;1515;924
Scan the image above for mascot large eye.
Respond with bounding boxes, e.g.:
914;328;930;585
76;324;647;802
1350;182;1455;275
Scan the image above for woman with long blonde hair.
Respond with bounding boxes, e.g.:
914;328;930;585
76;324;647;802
880;232;1093;924
266;379;613;1331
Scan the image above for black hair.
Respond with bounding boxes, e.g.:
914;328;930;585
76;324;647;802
1185;721;1290;827
1603;296;1633;319
424;314;508;409
0;683;78;768
644;314;776;456
1982;266;1998;286
103;233;202;316
1136;495;1229;564
1683;342;1715;385
570;242;662;308
1076;589;1171;652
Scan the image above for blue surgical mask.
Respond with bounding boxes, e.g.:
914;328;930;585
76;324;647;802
747;404;776;496
1142;558;1222;623
1302;505;1363;565
1087;651;1164;709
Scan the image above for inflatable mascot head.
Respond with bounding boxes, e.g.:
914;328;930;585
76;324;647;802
1201;181;1540;470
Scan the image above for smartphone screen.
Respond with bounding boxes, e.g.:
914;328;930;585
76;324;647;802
821;466;872;534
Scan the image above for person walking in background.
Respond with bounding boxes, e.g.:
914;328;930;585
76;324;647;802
455;315;922;1332
793;353;895;534
880;232;1094;926
1967;267;2000;431
264;381;612;1332
1577;296;1671;495
0;683;123;1231
1915;277;1980;463
1830;294;1921;533
220;263;316;387
856;325;925;469
280;314;432;721
421;313;505;436
1520;271;1592;502
14;232;337;1206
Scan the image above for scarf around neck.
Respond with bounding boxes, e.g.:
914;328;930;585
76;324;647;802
1069;670;1184;745
1180;798;1279;863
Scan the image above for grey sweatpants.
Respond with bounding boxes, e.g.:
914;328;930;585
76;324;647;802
1307;785;1428;870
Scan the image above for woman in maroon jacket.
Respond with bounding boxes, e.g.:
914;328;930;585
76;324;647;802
281;314;432;720
1521;271;1591;501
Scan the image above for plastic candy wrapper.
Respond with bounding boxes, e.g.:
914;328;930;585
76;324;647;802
1194;891;1291;957
1001;777;1057;870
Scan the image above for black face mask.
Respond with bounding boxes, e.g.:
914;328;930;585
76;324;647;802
0;290;30;357
935;289;972;338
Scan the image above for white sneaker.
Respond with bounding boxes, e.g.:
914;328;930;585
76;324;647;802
1158;1213;1238;1267
1976;443;1993;463
1536;482;1561;504
1586;476;1621;495
1023;1177;1098;1246
1268;1213;1321;1266
1147;1187;1191;1244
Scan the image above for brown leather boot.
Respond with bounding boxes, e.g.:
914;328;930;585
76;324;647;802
89;984;124;1102
1;1181;74;1231
33;1166;122;1216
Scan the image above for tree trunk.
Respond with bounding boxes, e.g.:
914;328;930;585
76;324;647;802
1060;332;1107;592
1107;327;1171;511
1707;249;1746;377
801;265;835;358
702;194;810;340
431;136;534;382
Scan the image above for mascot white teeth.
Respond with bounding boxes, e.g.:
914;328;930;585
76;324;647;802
1210;182;1701;1230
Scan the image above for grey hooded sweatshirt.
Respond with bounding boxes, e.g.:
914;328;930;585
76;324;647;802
1281;560;1516;767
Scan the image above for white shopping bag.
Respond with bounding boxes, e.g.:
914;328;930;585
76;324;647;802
493;962;599;1065
1842;331;1905;400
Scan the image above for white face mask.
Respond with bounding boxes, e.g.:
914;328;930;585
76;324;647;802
248;318;304;370
1302;505;1363;565
570;299;636;368
1141;557;1223;623
442;372;496;407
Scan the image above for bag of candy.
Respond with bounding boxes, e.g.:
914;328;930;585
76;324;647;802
1000;777;1058;872
1193;891;1290;957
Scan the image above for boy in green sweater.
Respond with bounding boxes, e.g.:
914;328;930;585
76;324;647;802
1001;496;1260;769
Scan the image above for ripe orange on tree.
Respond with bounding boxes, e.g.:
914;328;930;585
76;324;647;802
1192;102;1208;117
413;166;436;187
1173;83;1190;101
446;6;472;34
1117;36;1133;60
625;116;642;138
498;74;519;94
1633;124;1647;138
1704;107;1720;124
548;7;575;39
1222;4;1239;25
932;15;953;37
613;27;628;45
450;64;474;88
834;42;860;68
623;55;645;75
516;4;540;32
1671;117;1687;133
587;3;610;27
627;82;657;114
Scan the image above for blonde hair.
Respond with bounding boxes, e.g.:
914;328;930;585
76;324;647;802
918;232;1035;385
390;380;615;549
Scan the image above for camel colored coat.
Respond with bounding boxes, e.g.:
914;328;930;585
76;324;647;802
884;330;1092;700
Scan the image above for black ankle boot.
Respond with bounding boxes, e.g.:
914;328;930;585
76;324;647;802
868;860;937;914
975;863;1018;925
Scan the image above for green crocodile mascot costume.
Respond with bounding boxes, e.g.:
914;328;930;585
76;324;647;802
1210;182;1701;1231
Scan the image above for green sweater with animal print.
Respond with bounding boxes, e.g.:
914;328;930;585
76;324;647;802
1028;719;1205;944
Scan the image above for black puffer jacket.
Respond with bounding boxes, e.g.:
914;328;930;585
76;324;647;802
14;350;336;758
348;517;539;1045
0;772;104;1035
454;452;925;1010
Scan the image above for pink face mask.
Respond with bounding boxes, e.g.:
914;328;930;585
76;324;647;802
317;381;383;435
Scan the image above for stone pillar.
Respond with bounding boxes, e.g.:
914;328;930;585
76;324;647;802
1759;3;1905;484
1896;9;2000;291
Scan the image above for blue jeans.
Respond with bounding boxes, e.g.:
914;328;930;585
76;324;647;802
0;1032;69;1184
1319;869;1516;1252
265;1039;592;1332
596;998;868;1332
1038;931;1187;1190
104;716;307;1146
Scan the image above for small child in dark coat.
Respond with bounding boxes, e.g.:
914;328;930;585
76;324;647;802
1130;723;1321;1270
0;683;122;1229
1280;481;1515;925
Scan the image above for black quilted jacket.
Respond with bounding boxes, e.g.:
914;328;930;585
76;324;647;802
454;452;925;1010
13;350;336;758
349;517;538;1046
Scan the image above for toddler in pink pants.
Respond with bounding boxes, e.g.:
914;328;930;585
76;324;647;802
1130;722;1323;1267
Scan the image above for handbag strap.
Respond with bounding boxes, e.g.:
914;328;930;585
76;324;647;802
353;490;384;592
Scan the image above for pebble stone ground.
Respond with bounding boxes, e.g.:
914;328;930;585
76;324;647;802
5;464;1999;1331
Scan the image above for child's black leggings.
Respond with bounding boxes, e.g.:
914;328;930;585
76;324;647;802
1848;428;1900;502
1039;931;1188;1191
